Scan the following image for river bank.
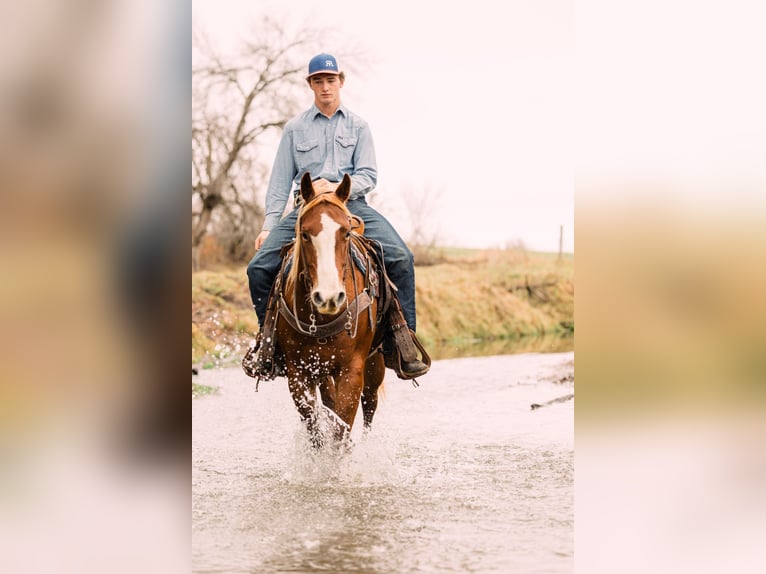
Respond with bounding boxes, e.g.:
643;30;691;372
192;247;573;368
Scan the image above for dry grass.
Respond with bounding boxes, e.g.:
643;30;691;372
192;269;258;366
414;249;573;346
191;248;574;366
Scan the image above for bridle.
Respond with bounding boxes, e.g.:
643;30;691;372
278;194;372;341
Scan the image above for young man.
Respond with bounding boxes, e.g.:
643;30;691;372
245;53;429;380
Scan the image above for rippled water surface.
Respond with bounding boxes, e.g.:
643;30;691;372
193;352;574;573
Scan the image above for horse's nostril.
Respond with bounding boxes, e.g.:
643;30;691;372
336;292;346;305
311;291;323;306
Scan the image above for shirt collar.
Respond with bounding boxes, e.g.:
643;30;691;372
310;103;347;119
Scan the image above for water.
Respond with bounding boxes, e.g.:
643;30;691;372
429;333;574;361
193;352;574;573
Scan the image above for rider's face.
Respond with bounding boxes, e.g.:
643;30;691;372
309;74;343;109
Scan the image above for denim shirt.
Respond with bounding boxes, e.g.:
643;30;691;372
262;103;378;231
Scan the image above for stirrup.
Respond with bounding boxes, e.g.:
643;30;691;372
241;337;261;379
385;328;431;381
241;335;279;382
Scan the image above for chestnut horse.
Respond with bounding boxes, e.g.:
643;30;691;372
275;173;387;447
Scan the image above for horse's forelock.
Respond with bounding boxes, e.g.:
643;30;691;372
303;192;351;218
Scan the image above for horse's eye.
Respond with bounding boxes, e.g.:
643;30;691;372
345;231;351;239
301;231;310;242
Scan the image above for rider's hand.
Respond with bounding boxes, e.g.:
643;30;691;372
312;178;339;194
254;230;270;251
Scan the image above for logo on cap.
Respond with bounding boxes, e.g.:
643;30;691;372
308;53;340;77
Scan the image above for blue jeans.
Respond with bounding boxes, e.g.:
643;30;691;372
247;197;417;331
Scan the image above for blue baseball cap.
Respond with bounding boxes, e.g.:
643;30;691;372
307;53;340;78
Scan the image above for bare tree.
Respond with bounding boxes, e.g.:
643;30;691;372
191;18;322;270
206;156;270;263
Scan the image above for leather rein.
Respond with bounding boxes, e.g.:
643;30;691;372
277;196;378;341
278;238;372;340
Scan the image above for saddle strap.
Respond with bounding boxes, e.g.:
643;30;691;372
350;233;393;319
278;291;372;339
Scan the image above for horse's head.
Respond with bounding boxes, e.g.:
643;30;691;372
292;173;353;315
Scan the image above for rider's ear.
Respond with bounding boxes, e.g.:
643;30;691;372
300;172;315;204
335;174;351;203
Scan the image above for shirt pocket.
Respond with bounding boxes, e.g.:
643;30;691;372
294;138;320;171
335;132;358;169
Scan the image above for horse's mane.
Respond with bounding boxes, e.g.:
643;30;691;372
286;192;352;293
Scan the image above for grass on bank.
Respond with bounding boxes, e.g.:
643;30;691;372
192;268;259;367
191;247;573;367
413;247;573;346
192;383;217;399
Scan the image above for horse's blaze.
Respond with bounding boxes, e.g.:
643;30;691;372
309;212;346;313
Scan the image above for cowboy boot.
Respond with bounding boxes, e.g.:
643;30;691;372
242;333;261;378
242;332;274;380
384;298;431;379
242;299;281;381
242;333;286;380
386;326;430;378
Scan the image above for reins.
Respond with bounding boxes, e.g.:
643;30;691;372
277;193;373;341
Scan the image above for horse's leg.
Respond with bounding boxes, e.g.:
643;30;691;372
317;375;336;412
362;352;385;431
331;362;366;442
287;375;322;448
318;375;350;445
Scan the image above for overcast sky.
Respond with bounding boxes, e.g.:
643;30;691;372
192;0;574;251
194;0;766;250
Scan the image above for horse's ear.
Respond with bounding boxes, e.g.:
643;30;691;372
300;172;315;203
335;174;351;203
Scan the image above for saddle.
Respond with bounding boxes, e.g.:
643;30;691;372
242;228;431;382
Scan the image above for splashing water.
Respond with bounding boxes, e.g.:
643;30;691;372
193;352;573;573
